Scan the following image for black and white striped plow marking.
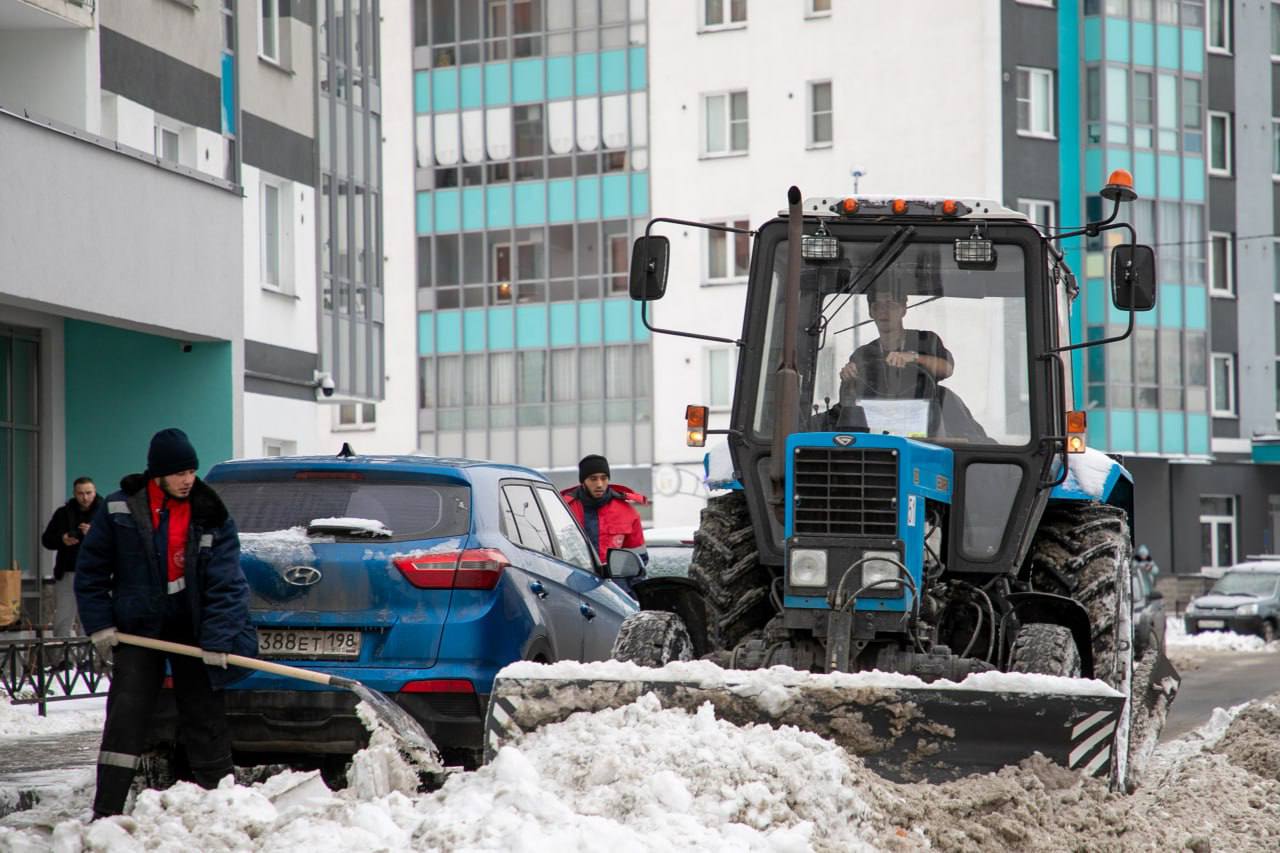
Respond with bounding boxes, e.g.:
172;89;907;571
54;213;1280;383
1068;709;1118;777
485;695;524;760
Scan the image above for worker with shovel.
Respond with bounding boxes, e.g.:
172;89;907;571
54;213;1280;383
75;428;257;819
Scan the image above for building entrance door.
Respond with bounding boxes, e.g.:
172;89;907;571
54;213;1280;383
0;326;40;629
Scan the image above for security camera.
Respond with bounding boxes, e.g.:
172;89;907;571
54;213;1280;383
314;371;336;399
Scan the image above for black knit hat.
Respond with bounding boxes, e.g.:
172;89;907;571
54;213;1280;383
578;454;610;483
147;428;199;478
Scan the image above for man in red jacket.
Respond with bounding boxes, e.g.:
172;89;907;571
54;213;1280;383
560;455;648;589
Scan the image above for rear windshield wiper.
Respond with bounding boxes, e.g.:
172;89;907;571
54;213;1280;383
307;518;393;539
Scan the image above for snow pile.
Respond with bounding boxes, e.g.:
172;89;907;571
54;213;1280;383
238;527;316;566
1062;447;1116;498
1165;615;1277;653
0;695;104;739
308;517;391;536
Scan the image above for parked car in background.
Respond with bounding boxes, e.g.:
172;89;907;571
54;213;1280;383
1184;562;1280;642
643;526;697;578
1132;565;1166;657
191;452;639;773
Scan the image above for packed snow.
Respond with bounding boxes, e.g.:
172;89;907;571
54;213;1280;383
238;527;317;566
1166;615;1278;654
0;694;105;740
1062;447;1117;498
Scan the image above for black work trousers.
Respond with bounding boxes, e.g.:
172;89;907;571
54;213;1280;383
92;641;234;817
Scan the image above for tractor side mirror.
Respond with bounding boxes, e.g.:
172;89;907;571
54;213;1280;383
629;235;670;301
607;547;645;579
1111;244;1156;312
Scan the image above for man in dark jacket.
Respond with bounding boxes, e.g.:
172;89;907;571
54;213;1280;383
560;455;648;594
41;477;102;638
75;428;257;819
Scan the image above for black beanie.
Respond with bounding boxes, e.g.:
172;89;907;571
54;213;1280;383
578;454;610;483
147;428;200;478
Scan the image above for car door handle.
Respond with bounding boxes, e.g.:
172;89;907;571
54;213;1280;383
580;603;596;620
529;581;548;599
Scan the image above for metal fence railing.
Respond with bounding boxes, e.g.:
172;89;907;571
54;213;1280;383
0;632;109;715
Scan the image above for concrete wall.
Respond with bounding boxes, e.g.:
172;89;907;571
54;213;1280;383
0;26;99;130
238;10;314;139
100;0;222;78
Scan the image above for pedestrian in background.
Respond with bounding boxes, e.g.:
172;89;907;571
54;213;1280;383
75;428;257;819
40;476;102;639
561;454;648;592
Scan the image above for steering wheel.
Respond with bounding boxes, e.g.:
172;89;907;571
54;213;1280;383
839;359;938;405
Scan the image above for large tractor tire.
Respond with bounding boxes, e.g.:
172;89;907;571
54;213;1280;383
688;491;774;651
1008;623;1082;677
611;611;694;667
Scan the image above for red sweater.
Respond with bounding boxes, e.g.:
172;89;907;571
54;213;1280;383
559;484;648;562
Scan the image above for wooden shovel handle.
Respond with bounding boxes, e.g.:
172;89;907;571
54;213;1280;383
115;632;337;687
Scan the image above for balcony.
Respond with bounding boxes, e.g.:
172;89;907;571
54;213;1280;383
0;0;94;31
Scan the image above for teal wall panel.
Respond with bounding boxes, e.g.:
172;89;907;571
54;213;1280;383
432;67;458;111
629;47;646;89
1086;277;1106;324
577;176;600;220
1187;413;1209;454
1105;18;1130;62
631;301;650;341
1084;17;1102;61
65;321;233;486
1134;151;1156;197
460;66;483;109
1110;409;1136;452
1159;283;1183;327
463;309;486;352
484;62;511;106
1184;285;1206;329
1137;410;1160;453
418;313;434;354
436;311;462;353
1158;153;1181;198
462;187;485;231
1107;147;1132;174
600;49;627;93
512;58;545;103
1133;21;1154;66
486;185;513;228
548;179;575;222
601;174;628;218
1161;411;1185;454
547;56;573;100
1087;411;1108;449
550;303;577;346
516;305;548;348
1086;148;1104;185
1182;29;1204;73
1156;24;1179;69
631;171;649;217
416;191;432;235
434;189;461;233
488;307;514;349
575;52;598;96
514;181;547;226
603;299;631;343
579;301;602;344
1183;157;1205;201
415;71;431;113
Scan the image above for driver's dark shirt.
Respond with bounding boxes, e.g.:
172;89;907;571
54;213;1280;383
850;330;954;376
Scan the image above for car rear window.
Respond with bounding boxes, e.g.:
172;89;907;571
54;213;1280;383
212;480;470;541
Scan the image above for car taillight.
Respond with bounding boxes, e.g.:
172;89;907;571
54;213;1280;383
392;548;509;590
400;678;475;693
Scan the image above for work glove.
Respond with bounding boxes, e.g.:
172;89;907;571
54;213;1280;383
90;627;118;669
201;650;229;669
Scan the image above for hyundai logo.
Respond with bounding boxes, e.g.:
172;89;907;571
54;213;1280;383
833;434;855;447
283;565;323;587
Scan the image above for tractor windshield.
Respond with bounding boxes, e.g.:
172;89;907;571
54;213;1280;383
752;236;1032;447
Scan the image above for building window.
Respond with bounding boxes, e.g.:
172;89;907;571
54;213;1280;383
1200;496;1236;570
1017;0;1055;6
1207;0;1230;52
1275;358;1280;420
703;91;749;155
1133;71;1154;148
260;0;281;61
336;403;377;430
1211;352;1235;416
1209;232;1234;297
1274;239;1280;299
706;347;737;409
263;438;297;457
1182;77;1202;154
706;219;750;283
702;0;747;30
1017;199;1055;236
1208;111;1231;174
1016;67;1055;138
1269;495;1280;553
1273;119;1280;175
261;182;281;288
808;81;833;148
1272;2;1280;58
154;124;180;163
807;0;832;16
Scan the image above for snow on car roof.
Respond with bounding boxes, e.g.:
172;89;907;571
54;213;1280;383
643;526;697;546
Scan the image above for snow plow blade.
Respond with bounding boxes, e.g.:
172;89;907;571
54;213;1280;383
485;662;1128;784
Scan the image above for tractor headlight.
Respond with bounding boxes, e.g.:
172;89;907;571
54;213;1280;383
861;550;902;590
789;549;828;588
1236;602;1259;615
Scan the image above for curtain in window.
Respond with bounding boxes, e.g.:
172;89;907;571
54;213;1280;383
415;115;433;169
486;106;512;159
579;348;603;398
437;355;462;406
461;109;484;163
548;100;574;154
519;351;547;402
464;354;486;405
576;97;600;151
605;345;632;398
434;113;460;165
630;92;648;147
601;94;628;149
551;349;577;401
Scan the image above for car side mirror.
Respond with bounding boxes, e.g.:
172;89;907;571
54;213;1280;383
1111;244;1156;312
629;236;670;301
607;547;645;579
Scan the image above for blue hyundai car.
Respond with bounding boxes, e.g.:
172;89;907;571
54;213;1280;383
202;451;640;770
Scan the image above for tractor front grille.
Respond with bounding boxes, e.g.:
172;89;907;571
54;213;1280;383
793;447;899;537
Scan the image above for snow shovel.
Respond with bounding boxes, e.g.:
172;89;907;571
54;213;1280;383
115;632;439;759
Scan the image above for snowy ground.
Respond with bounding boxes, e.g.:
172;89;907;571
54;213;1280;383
3;656;1279;851
1164;614;1279;672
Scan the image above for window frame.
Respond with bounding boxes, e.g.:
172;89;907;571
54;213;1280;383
1272;1;1280;60
262;437;297;457
1208;110;1232;175
701;90;750;157
806;0;833;18
1016;0;1056;6
154;119;181;164
1273;118;1280;177
1208;231;1234;298
703;218;751;284
1199;495;1237;571
334;402;378;431
260;178;284;291
807;80;833;149
1016;198;1056;236
705;345;738;411
1210;352;1236;417
700;0;747;32
1206;0;1231;53
1016;66;1056;140
260;0;281;63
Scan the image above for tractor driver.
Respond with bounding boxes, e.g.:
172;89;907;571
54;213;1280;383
839;286;953;399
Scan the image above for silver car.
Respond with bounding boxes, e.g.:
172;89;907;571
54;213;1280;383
1185;564;1280;642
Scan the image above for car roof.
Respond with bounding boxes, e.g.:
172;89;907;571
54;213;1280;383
207;453;546;482
1222;561;1280;574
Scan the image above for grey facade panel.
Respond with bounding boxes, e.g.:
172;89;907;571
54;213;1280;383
1211;298;1238;352
1213;417;1240;438
1000;0;1059;205
1208;177;1235;232
1274;63;1280;117
1275;182;1280;230
1171;461;1280;573
1124;457;1172;572
245;375;315;401
99;27;220;133
1207;54;1234;111
283;0;315;25
241;111;316;187
245;339;318;381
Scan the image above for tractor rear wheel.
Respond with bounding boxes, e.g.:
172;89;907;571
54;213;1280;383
1008;623;1082;677
611;612;694;667
688;491;774;651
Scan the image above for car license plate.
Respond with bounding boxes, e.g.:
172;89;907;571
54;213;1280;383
257;629;361;658
1197;619;1225;629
